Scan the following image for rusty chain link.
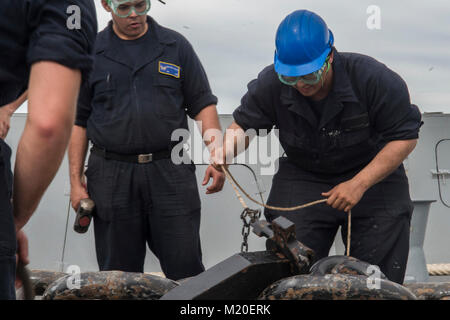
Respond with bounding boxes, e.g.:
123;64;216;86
240;208;261;252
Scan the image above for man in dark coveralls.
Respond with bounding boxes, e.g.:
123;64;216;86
214;10;422;284
0;0;97;299
69;0;224;280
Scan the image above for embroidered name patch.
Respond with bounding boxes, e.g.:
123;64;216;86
159;61;180;78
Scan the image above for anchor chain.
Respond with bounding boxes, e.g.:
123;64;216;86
240;208;261;252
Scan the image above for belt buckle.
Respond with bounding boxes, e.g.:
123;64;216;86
138;153;153;164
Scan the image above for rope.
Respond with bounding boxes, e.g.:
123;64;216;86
220;165;352;256
427;264;450;276
222;165;249;209
60;199;72;272
221;165;327;211
346;210;351;257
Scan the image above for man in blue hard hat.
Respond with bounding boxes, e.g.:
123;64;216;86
214;10;421;284
69;0;224;280
0;0;97;299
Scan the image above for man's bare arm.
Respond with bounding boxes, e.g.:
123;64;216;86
194;105;221;147
194;104;225;194
3;90;27;114
323;139;417;212
211;121;250;167
13;61;81;230
68;125;90;210
0;90;28;139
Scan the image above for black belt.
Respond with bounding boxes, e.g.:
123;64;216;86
91;145;171;164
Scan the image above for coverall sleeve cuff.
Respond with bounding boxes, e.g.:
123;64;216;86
187;94;218;119
27;33;94;81
232;111;252;133
383;133;419;142
74;119;87;128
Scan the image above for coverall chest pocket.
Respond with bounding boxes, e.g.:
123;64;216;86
92;77;116;113
152;75;183;119
338;113;371;148
279;130;315;152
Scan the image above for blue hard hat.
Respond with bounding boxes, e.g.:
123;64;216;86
274;10;334;77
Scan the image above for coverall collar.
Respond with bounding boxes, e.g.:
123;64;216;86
281;48;359;129
330;48;359;104
95;16;176;71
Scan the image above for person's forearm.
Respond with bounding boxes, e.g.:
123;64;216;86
194;105;222;150
68;125;89;187
4;91;28;115
223;121;250;163
352;139;417;191
13;62;81;230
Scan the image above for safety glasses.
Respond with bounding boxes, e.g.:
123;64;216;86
110;0;151;18
278;57;331;86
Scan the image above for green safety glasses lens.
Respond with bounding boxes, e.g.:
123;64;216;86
278;58;330;86
110;0;151;18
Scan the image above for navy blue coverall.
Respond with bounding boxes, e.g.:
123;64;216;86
0;0;97;299
233;49;422;284
75;17;218;280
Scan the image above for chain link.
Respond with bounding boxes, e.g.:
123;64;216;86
240;208;261;252
221;164;328;253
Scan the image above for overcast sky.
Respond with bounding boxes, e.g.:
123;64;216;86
18;0;450;114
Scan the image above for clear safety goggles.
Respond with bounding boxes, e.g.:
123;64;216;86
278;57;331;86
109;0;151;18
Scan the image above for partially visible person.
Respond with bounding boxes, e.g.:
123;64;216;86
0;0;97;299
69;0;223;281
214;10;421;284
